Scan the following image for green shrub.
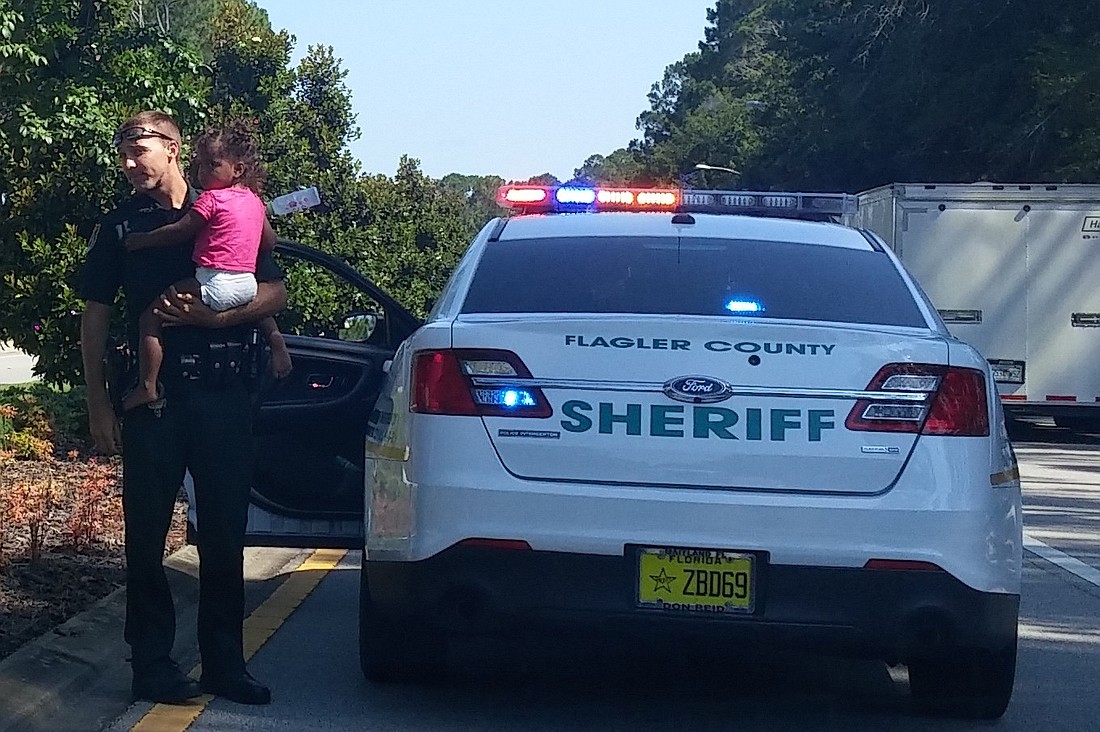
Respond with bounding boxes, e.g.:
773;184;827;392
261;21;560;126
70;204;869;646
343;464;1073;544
0;404;14;444
4;430;55;461
0;383;87;454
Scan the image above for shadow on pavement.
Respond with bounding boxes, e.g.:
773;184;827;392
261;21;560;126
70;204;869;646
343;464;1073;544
1007;415;1100;448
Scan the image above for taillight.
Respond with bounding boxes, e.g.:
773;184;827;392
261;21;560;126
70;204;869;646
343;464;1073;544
845;363;989;436
410;349;552;418
411;350;478;415
922;368;989;435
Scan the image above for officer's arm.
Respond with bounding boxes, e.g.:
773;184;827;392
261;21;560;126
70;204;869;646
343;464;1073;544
81;301;112;402
212;279;287;326
154;279;287;329
125;211;205;251
260;216;277;251
81;301;120;454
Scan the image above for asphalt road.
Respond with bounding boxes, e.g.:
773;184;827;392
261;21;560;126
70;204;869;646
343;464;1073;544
107;418;1100;731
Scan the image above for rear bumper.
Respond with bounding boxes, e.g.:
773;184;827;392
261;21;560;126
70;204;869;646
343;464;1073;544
367;424;1023;595
364;546;1019;661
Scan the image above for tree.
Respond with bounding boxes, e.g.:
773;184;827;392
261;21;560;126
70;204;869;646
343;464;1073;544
356;158;477;318
593;0;1100;192
0;0;485;386
522;173;561;186
572;149;647;185
0;0;209;385
439;173;507;232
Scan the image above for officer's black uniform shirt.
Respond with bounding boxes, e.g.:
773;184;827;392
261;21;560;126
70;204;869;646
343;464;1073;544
78;187;283;351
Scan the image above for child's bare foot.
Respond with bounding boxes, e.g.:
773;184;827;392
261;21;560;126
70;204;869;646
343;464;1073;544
121;381;163;412
269;348;293;380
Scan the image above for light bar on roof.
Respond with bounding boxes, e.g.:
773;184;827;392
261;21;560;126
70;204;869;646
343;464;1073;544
497;185;679;213
682;191;858;216
496;185;857;216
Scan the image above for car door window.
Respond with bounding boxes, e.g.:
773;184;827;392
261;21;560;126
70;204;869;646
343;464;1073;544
274;254;387;343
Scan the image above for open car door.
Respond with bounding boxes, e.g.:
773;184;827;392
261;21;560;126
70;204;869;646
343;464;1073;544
215;239;419;548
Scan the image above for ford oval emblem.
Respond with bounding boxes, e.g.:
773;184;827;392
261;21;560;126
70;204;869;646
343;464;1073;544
663;375;735;404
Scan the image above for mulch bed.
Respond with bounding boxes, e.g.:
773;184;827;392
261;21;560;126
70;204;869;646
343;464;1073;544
0;456;187;660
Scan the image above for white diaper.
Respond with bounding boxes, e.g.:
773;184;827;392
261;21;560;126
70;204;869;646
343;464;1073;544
195;267;257;312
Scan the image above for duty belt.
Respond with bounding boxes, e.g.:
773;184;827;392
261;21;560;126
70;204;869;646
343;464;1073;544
168;334;262;386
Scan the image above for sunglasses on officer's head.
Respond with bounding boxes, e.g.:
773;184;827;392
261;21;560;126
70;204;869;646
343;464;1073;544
112;126;177;148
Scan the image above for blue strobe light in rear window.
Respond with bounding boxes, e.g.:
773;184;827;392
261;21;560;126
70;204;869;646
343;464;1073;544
725;299;765;314
474;388;538;409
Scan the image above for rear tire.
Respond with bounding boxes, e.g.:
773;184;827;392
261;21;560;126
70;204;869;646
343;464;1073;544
907;643;1016;720
358;562;447;683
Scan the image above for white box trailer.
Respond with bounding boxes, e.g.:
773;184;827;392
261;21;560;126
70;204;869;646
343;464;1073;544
850;183;1100;429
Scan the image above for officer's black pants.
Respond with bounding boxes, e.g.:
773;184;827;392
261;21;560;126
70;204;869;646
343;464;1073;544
121;377;253;678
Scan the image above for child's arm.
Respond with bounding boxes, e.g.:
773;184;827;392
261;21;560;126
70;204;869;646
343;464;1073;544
260;215;277;252
125;211;206;251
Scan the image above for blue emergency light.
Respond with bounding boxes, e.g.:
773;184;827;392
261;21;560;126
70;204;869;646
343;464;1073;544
725;299;766;314
474;388;538;410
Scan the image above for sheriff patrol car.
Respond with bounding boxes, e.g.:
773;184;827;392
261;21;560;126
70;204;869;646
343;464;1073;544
239;185;1022;720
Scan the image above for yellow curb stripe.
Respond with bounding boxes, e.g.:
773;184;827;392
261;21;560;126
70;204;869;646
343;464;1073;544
131;548;347;732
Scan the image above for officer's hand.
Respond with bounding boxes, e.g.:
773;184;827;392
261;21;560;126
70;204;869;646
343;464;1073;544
88;399;121;455
153;287;217;328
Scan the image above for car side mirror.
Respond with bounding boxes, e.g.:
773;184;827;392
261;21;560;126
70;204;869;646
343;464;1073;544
338;312;378;342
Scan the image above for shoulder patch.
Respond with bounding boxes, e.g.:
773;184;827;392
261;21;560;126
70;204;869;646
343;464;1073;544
87;224;101;252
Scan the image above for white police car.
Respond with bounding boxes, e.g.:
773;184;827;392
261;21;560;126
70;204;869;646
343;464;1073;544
242;186;1021;720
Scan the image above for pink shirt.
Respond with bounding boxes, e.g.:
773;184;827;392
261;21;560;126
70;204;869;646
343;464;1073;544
190;187;266;273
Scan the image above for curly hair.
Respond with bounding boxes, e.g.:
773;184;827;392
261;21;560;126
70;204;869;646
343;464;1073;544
191;119;266;194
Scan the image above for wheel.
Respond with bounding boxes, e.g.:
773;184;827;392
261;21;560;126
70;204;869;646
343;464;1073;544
907;643;1016;719
358;563;447;683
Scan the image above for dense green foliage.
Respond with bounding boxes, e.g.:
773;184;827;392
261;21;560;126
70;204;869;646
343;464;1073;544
0;0;487;385
0;382;88;455
1;0;211;385
4;0;1099;388
582;0;1100;191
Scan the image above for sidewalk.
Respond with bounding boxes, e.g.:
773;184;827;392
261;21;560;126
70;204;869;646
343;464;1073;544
0;342;38;385
0;546;308;732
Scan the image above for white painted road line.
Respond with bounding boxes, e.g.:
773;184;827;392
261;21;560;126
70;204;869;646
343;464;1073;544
1025;532;1100;590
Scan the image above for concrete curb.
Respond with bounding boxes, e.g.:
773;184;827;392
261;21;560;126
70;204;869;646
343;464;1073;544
0;545;308;732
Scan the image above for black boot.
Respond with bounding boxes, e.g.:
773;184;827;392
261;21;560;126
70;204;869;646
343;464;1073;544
132;659;201;703
199;670;271;705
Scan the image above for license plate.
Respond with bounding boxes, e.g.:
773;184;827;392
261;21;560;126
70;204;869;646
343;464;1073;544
988;359;1025;385
636;547;755;614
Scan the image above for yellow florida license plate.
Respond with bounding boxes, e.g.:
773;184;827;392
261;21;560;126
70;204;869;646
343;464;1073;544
637;548;755;614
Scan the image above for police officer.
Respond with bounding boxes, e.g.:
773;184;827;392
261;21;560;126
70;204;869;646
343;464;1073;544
79;111;285;705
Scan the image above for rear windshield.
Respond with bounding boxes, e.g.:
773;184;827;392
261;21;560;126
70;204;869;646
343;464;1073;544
460;236;926;327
